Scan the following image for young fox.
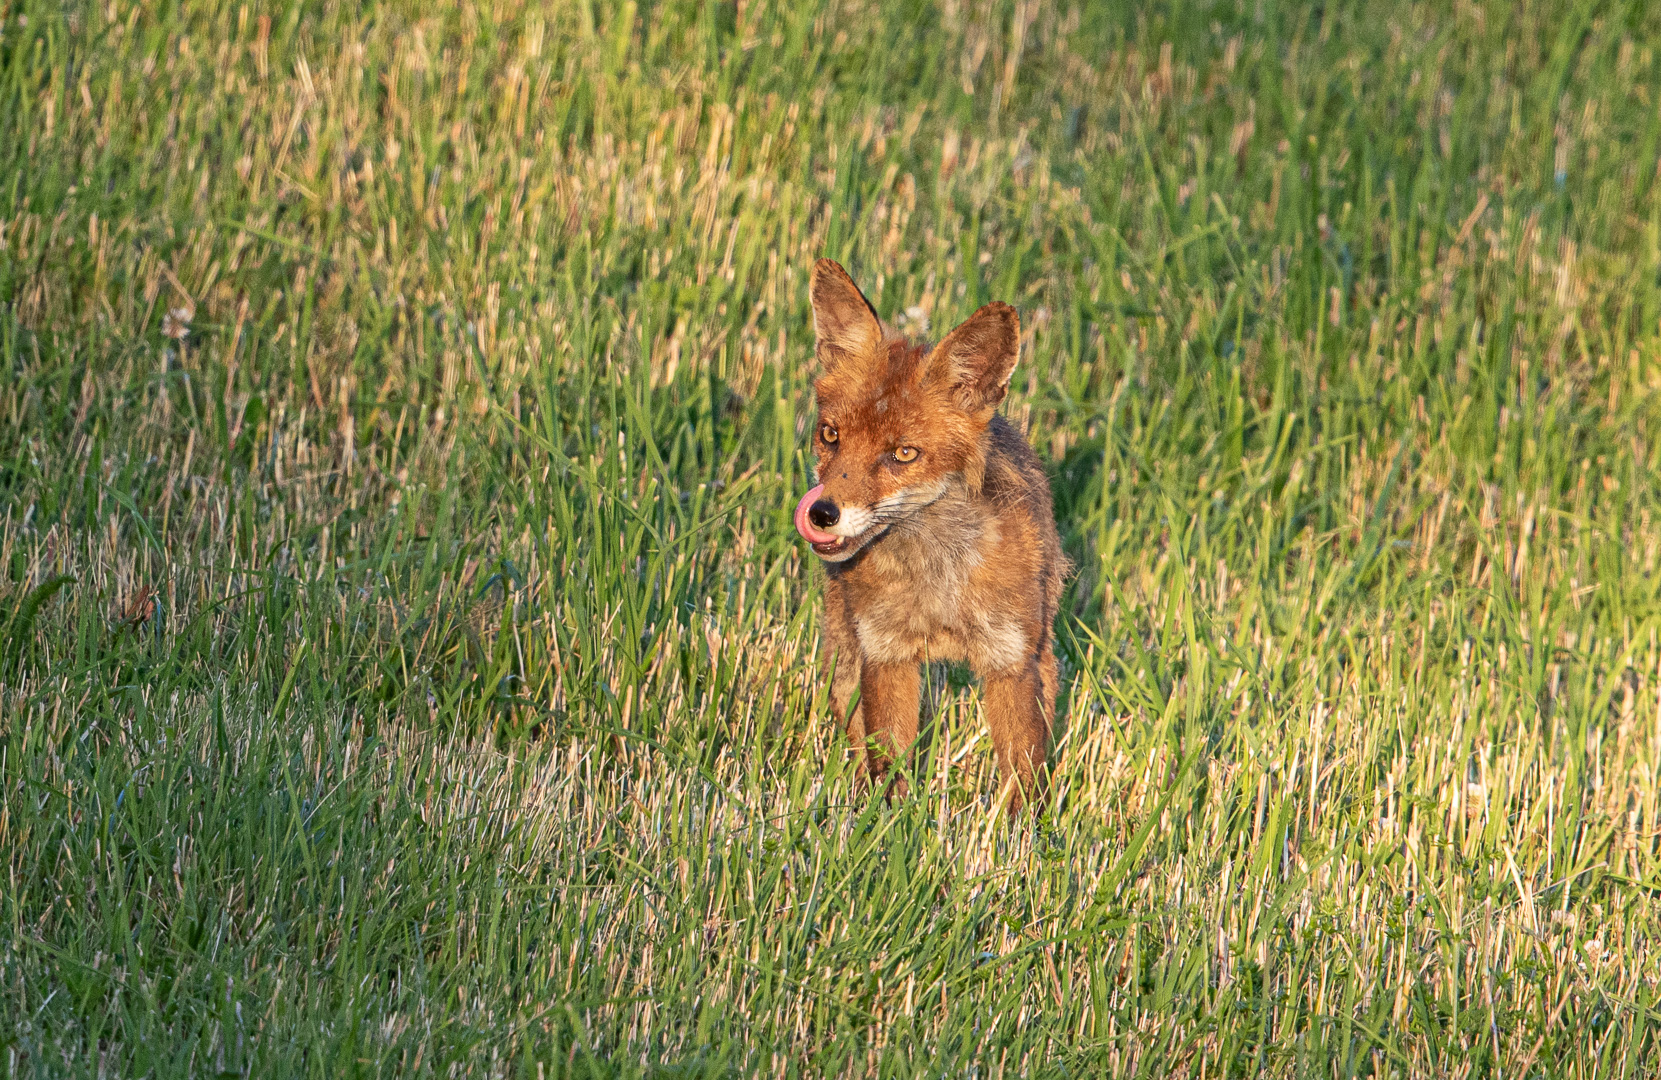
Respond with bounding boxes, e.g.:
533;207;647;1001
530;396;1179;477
793;259;1065;811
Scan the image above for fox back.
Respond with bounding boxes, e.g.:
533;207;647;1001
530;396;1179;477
794;259;1064;811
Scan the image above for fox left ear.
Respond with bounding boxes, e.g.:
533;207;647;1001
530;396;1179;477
927;302;1021;411
810;259;883;371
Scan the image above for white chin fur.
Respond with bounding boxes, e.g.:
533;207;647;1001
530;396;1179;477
813;540;861;563
830;505;874;538
811;523;884;562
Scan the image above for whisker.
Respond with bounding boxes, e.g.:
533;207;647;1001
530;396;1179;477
869;507;933;525
873;493;943;513
871;505;927;519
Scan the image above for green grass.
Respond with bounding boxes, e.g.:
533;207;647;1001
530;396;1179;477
3;0;1661;1074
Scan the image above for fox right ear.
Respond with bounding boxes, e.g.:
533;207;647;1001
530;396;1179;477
927;302;1021;412
810;259;882;369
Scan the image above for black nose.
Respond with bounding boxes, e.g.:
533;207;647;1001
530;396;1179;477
808;500;840;529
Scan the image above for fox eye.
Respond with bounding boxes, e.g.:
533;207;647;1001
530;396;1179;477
893;446;920;463
820;423;838;444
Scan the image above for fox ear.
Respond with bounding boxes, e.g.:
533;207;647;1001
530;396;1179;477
810;259;883;369
928;302;1020;411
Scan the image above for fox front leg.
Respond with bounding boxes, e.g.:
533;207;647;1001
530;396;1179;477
980;649;1056;813
857;660;921;798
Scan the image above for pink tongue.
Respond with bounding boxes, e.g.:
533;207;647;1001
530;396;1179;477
794;484;838;544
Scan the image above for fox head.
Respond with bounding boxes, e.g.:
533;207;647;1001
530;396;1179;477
794;258;1020;563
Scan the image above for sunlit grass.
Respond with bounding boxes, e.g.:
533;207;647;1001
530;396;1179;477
4;0;1661;1075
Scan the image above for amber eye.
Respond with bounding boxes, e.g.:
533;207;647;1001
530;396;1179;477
820;423;838;444
894;446;919;463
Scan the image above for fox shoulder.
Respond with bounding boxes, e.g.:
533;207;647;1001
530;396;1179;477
981;416;1049;500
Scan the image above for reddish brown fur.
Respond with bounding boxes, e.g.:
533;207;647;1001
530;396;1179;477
806;259;1065;812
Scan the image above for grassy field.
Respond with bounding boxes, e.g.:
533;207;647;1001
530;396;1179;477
3;0;1661;1074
